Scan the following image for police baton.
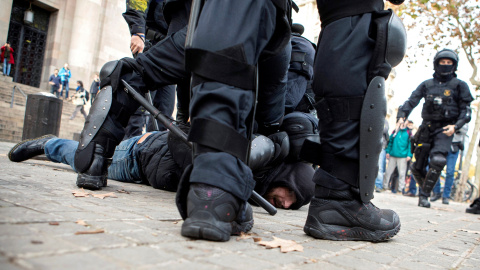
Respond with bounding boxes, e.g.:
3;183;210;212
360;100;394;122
121;80;277;216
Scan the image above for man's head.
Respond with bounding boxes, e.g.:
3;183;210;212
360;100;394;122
433;49;458;76
64;63;69;69
256;162;315;210
265;186;296;209
54;69;58;75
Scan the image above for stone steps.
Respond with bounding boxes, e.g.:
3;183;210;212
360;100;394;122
0;80;87;142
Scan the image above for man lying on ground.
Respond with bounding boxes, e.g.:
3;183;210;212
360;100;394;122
8;124;315;210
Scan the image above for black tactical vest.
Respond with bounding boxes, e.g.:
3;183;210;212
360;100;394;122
421;78;460;122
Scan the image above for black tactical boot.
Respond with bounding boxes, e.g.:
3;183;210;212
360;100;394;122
181;184;254;242
76;144;109;190
8;134;56;162
430;193;442;202
418;195;431;208
466;198;480;214
304;187;401;242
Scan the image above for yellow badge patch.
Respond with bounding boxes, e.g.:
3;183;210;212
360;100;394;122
444;89;451;96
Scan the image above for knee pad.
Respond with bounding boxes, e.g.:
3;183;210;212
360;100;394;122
74;87;123;173
280;112;319;162
99;58;144;92
249;132;289;173
429;154;447;171
368;10;406;81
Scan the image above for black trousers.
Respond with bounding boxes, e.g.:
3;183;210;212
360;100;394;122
312;14;376;189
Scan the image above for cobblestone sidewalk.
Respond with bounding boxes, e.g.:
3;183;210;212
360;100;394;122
0;141;479;269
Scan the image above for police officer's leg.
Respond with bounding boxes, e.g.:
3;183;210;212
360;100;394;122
175;80;190;124
149;84;175;131
257;42;321;163
410;124;431;187
74;62;144;190
255;42;291;135
179;0;289;241
418;131;453;208
124;107;146;139
302;11;405;241
74;26;189;190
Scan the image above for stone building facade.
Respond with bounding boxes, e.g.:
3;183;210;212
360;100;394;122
0;0;131;90
291;0;320;44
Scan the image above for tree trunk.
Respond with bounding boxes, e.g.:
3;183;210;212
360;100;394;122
455;102;480;201
475;144;480;199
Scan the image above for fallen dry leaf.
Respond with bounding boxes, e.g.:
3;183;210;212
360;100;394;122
75;229;104;235
460;229;480;234
49;222;59;226
258;236;303;253
253;237;262;242
116;189;130;194
72;189;90;197
428;221;439;225
91;192;117;199
76;220;89;226
236;232;259;241
236;232;253;241
31;240;43;244
72;190;118;199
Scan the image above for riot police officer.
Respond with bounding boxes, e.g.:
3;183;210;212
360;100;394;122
285;23;315;114
397;49;473;208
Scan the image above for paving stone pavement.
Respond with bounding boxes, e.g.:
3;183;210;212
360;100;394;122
0;141;479;270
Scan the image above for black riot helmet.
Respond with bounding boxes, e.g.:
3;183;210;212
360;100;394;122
433;49;459;76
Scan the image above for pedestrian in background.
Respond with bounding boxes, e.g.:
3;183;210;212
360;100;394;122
89;73;100;104
48;69;61;98
1;42;14;77
384;119;413;194
70;80;89;120
59;63;71;99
